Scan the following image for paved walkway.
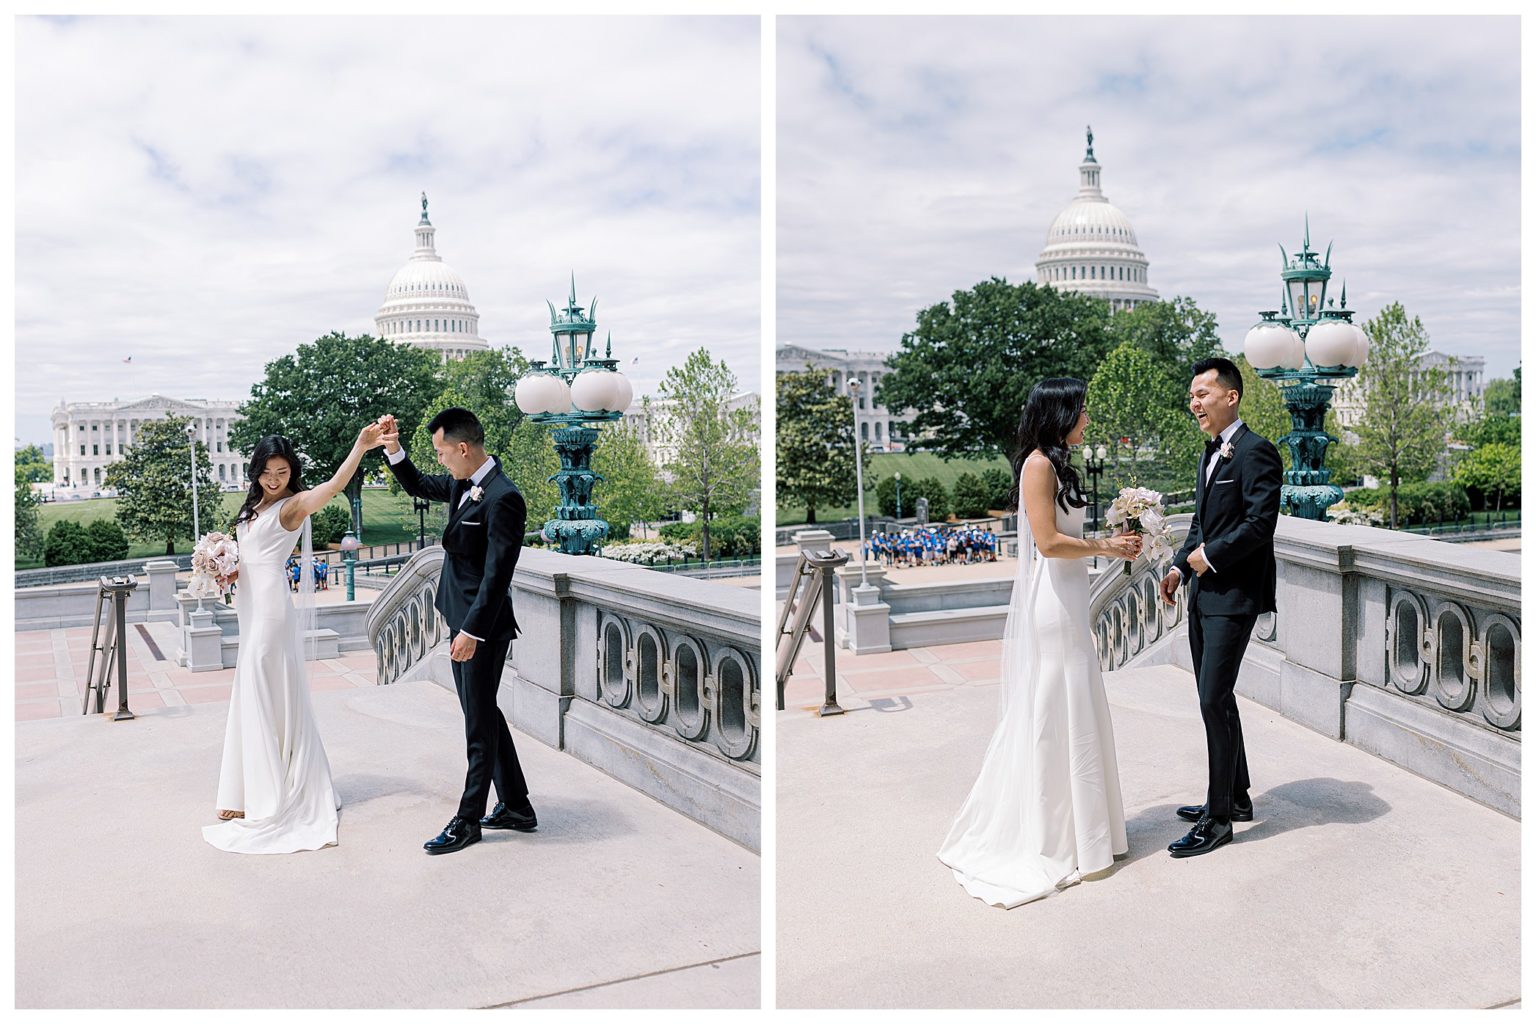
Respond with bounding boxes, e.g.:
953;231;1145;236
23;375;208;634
15;620;376;721
776;639;1520;1009
17;679;760;1008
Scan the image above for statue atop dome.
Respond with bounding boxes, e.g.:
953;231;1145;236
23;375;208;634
1085;124;1094;160
419;191;430;224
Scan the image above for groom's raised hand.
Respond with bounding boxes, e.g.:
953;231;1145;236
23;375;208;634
377;414;401;454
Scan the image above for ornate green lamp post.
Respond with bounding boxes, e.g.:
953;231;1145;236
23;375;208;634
513;277;633;555
1242;220;1370;520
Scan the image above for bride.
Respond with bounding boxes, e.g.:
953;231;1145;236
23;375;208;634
203;423;384;854
938;378;1140;907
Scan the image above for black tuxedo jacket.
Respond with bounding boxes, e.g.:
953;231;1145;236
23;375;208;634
1172;423;1283;616
388;453;527;641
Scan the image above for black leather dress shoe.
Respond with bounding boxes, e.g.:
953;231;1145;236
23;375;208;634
481;800;538;832
1168;817;1234;858
1176;802;1253;823
424;816;481;855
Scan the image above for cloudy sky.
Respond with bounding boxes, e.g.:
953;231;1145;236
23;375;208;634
15;15;759;445
778;16;1520;386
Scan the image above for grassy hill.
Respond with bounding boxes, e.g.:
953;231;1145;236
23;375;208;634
777;451;1012;526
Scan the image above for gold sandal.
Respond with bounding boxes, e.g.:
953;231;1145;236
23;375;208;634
217;809;245;820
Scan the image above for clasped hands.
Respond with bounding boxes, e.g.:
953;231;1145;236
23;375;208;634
355;414;401;453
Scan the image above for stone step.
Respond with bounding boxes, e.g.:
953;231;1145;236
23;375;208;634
888;605;1008;648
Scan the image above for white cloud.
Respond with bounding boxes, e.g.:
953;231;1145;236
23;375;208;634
15;15;760;444
777;16;1520;387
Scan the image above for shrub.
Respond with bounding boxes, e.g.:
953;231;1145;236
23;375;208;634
44;520;92;567
911;476;951;521
951;472;992;519
85;519;130;562
1344;481;1470;526
310;503;354;546
981;467;1013;510
658;520;693;542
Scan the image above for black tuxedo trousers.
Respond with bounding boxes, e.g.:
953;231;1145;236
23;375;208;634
1187;601;1254;819
452;631;528;820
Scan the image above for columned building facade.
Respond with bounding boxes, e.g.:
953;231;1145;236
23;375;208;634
1035;127;1159;311
374;193;490;362
1333;350;1489;428
775;344;906;450
50;395;244;494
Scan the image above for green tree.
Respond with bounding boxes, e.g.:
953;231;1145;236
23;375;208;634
16;473;44;561
1107;297;1227;401
15;444;51;484
951;472;993;518
436;346;530;456
878;278;1115;460
909;476;951;521
1456;412;1521;450
1482;369;1521;419
591;421;664;541
501;418;561;534
1351;303;1454;528
981;467;1012;509
231;332;442;536
651;349;760;560
1454;443;1521;511
103;415;217;555
1088;342;1201;484
776;369;863;524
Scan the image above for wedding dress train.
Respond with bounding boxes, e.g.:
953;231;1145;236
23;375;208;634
937;492;1127;907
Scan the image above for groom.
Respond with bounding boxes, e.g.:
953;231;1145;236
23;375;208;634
1158;358;1282;858
379;408;536;855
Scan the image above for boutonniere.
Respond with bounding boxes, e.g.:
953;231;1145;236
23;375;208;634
469;485;485;503
1218;441;1235;462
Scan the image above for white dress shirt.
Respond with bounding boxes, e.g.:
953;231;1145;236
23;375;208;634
386;446;497;640
1175;418;1244;582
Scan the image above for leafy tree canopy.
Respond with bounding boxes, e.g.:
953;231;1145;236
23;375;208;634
776;368;863;524
103;414;218;554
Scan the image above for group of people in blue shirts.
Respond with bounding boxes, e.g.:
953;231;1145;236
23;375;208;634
867;525;999;569
285;554;331;592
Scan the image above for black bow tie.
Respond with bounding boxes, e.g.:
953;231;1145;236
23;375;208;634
1205;437;1223;456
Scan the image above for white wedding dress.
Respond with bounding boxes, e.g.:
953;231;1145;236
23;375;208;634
938;477;1127;907
203;496;340;854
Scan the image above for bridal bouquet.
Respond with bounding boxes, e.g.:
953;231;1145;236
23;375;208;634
1105;486;1176;576
188;531;240;601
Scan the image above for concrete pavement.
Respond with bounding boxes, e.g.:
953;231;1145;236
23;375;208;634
17;679;759;1008
776;648;1519;1009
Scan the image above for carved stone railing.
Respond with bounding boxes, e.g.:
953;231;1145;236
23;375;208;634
1088;514;1520;817
1091;514;1194;672
364;545;760;849
365;547;448;686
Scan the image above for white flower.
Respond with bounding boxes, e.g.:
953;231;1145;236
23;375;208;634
469;485;485;503
1139;509;1165;535
1219;441;1235;461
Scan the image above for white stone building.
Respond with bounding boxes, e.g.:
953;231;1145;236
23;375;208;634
1035;126;1159;311
374;193;490;362
50;395;244;495
1332;350;1488;428
775;345;906;451
623;392;760;466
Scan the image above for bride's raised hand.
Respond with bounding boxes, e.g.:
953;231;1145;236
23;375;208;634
357;421;386;450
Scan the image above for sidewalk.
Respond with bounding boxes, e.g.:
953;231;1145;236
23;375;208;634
17;679;759;1008
776;640;1520;1009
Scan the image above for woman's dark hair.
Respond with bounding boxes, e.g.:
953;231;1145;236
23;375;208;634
1009;377;1089;514
233;435;307;528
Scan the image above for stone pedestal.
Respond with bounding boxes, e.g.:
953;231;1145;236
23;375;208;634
792;528;834;554
143;561;180;618
834;564;891;653
179;605;224;673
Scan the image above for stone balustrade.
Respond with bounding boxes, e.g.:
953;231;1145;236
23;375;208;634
365;545;761;850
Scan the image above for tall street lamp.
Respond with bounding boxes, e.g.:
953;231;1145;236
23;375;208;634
1084;443;1108;534
513;276;633;555
413;496;431;549
185;423;200;541
340;530;360;601
894;471;903;521
1242;219;1369;520
846;377;870;587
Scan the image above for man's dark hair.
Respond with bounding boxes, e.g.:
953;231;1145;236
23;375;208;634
427;407;485;446
1191;357;1243;401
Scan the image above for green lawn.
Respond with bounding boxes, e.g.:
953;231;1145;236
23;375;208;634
777;451;1012;526
23;488;426;568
